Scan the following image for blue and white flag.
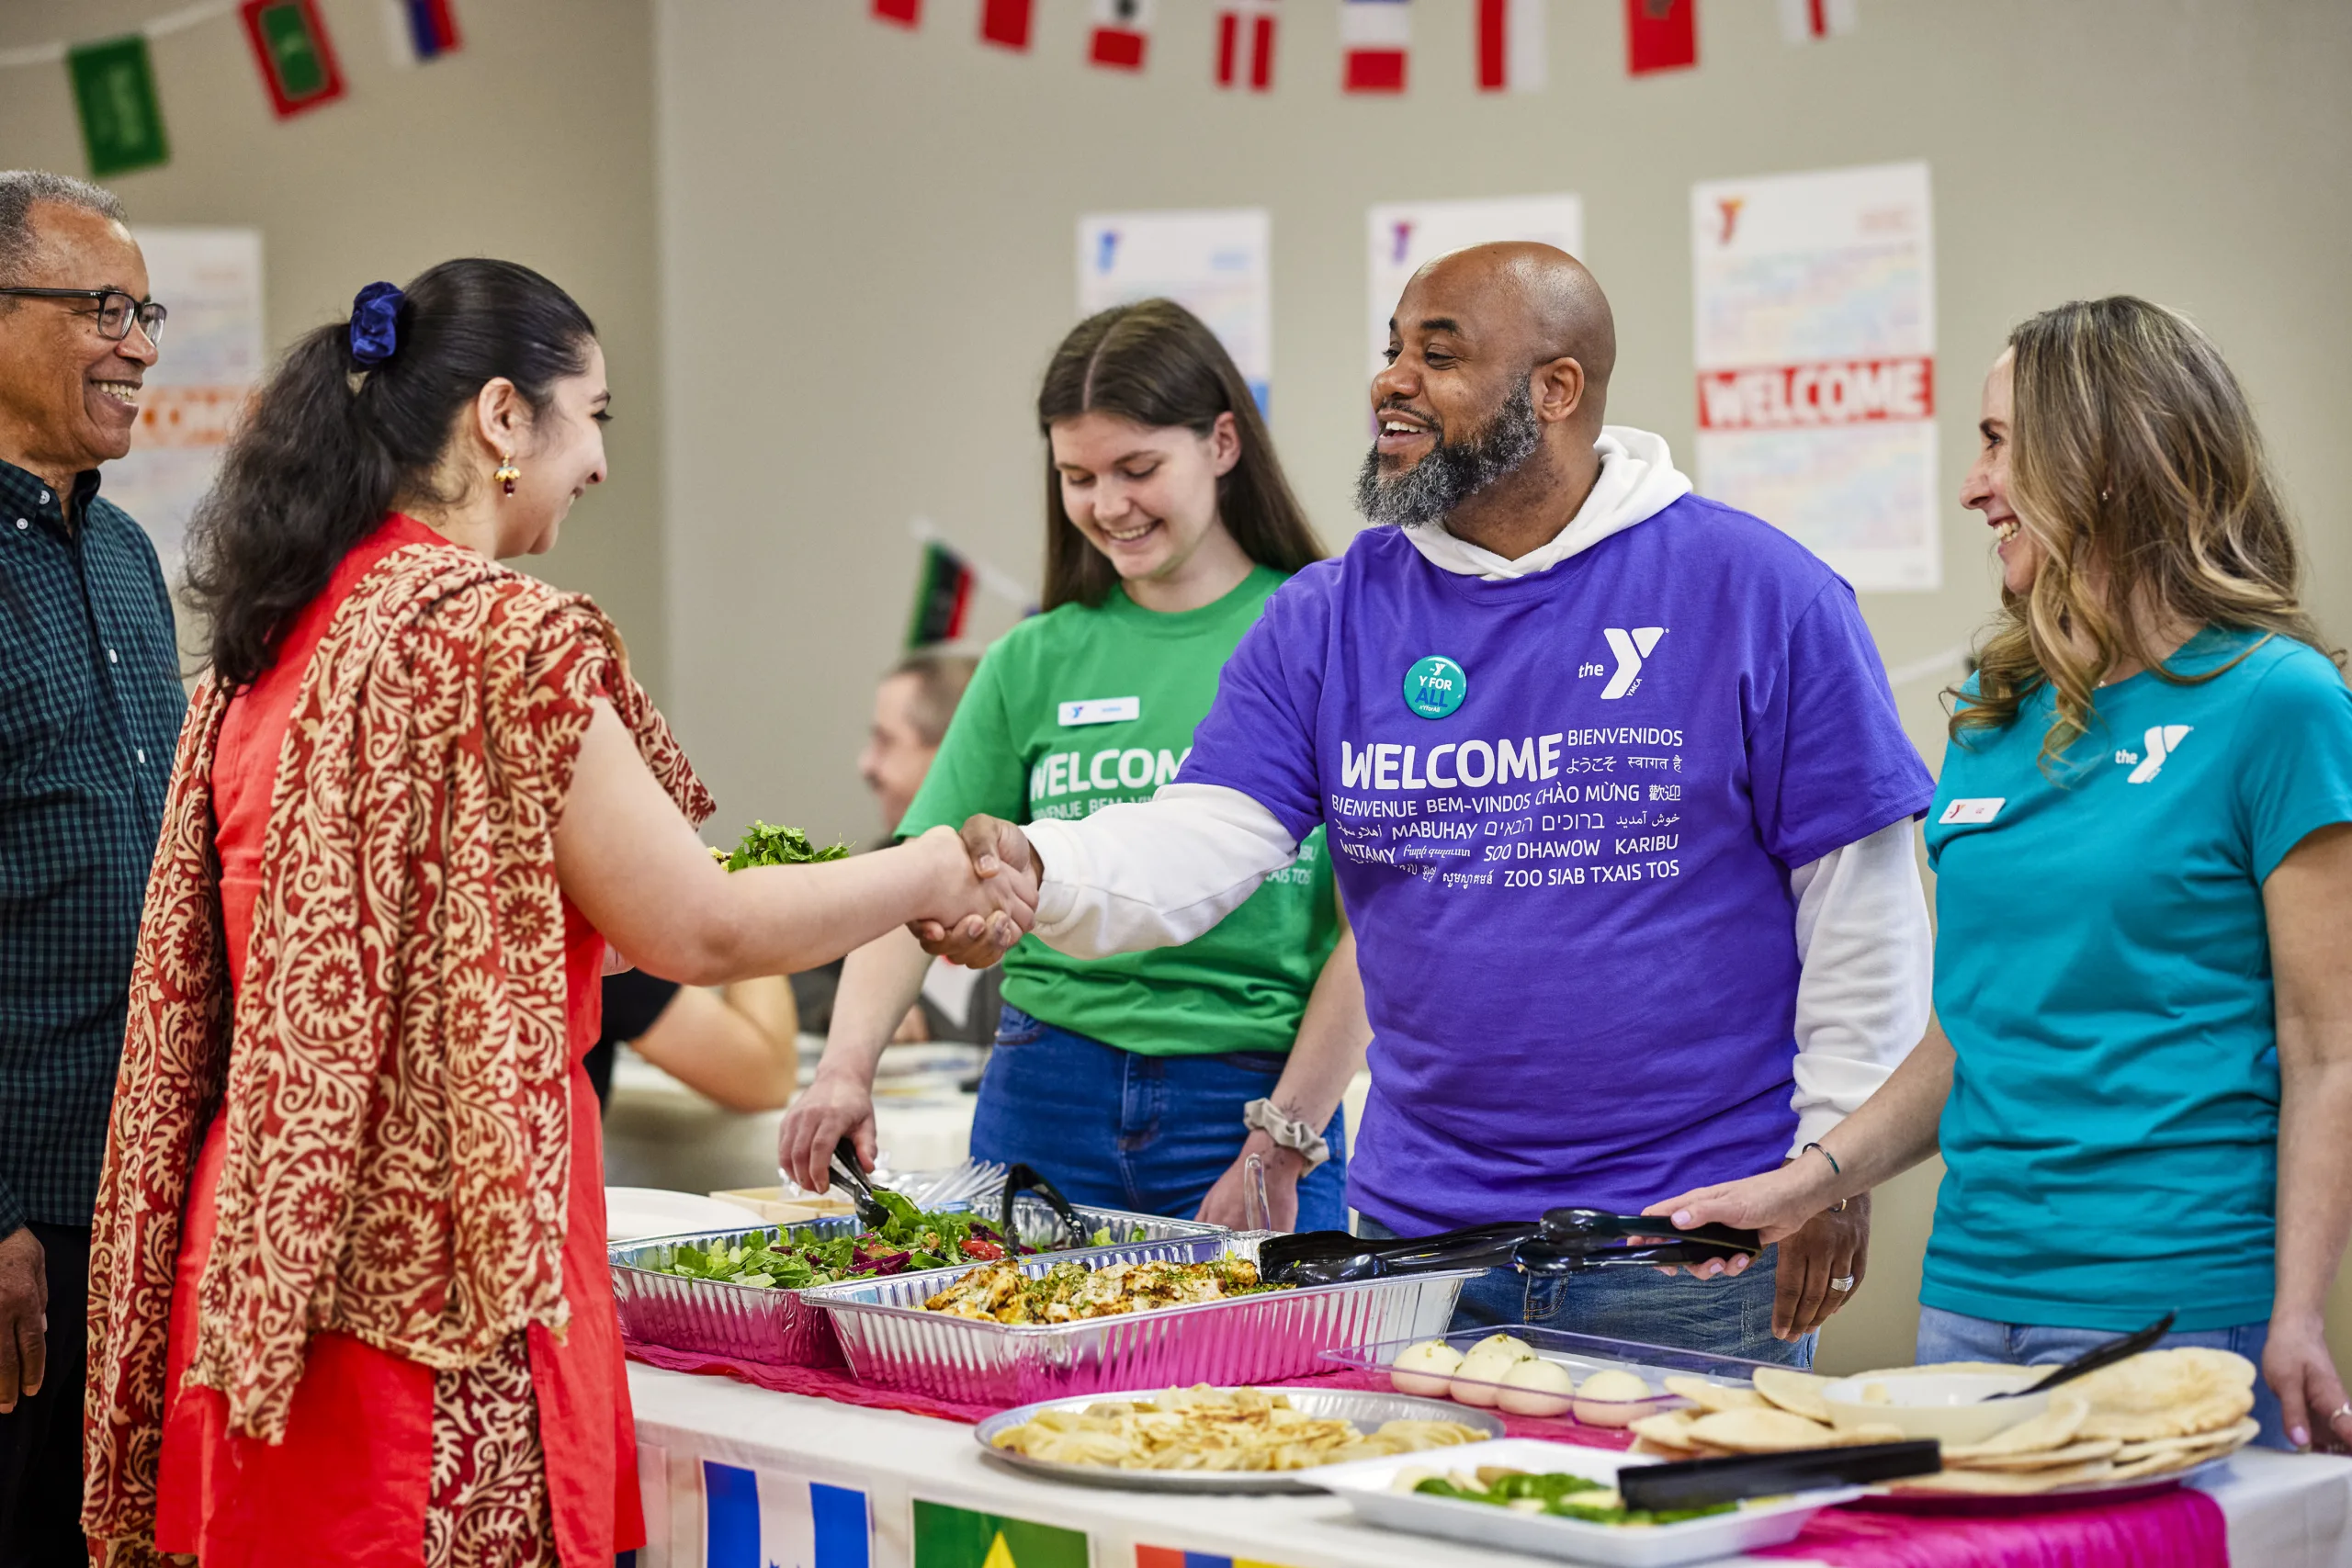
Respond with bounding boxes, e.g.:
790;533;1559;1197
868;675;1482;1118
704;1461;872;1568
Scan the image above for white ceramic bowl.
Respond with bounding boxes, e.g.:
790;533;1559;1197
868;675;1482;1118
1819;1371;2048;1446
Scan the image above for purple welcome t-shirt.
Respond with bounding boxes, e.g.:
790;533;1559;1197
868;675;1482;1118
1180;496;1934;1234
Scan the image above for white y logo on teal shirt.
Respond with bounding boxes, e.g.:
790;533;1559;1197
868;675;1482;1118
2121;724;2192;784
1600;626;1667;700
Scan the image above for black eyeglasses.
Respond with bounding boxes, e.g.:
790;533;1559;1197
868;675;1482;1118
0;288;167;346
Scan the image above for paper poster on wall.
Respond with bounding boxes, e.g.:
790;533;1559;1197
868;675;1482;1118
104;227;266;564
1078;208;1271;414
1366;194;1583;372
1690;161;1938;592
703;1458;873;1568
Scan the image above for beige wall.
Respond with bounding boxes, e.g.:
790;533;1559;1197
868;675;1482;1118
0;0;669;690
659;0;2352;1372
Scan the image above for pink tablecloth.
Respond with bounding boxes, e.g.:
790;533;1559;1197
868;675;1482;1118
626;1341;2233;1567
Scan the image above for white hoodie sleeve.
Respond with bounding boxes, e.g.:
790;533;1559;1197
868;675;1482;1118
1025;784;1300;958
1785;817;1933;1152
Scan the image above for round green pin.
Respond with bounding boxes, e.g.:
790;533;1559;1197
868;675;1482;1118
1403;655;1466;719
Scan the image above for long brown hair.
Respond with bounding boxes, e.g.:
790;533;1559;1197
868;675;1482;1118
1951;296;2335;767
1036;299;1322;611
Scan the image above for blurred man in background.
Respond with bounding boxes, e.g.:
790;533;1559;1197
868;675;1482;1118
792;650;1001;1044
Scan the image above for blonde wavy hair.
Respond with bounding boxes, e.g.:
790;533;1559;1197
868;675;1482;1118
1952;296;2335;767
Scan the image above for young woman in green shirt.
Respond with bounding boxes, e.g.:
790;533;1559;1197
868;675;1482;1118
779;300;1366;1230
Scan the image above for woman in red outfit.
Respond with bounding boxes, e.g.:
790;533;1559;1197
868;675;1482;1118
82;260;1027;1567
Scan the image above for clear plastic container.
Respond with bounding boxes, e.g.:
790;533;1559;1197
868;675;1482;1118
1325;1324;1781;1427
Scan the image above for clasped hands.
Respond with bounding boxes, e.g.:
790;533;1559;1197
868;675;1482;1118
910;815;1040;967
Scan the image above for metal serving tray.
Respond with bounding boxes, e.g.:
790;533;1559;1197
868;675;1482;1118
609;1198;1222;1368
802;1235;1478;1406
973;1385;1504;1494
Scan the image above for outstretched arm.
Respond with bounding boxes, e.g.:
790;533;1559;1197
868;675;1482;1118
557;700;1026;984
920;784;1299;965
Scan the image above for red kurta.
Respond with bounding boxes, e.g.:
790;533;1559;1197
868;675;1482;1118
151;516;644;1567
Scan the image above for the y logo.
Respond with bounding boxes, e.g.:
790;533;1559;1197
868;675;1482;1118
1600;627;1667;700
2125;724;2192;784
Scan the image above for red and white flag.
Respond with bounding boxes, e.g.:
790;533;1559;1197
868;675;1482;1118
870;0;921;27
1476;0;1544;93
1625;0;1695;75
1089;0;1152;69
1216;0;1277;90
1778;0;1856;41
1341;0;1409;94
979;0;1034;51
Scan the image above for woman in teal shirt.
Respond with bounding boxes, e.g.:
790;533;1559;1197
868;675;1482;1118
781;300;1365;1231
1652;298;2352;1453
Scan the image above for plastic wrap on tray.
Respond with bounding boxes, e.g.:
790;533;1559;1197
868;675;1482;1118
608;1197;1224;1367
800;1235;1477;1405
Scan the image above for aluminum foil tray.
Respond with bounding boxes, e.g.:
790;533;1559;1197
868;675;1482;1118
608;1198;1223;1368
802;1236;1478;1406
974;1385;1505;1493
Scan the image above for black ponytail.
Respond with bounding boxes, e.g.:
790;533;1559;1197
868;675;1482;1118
184;257;596;685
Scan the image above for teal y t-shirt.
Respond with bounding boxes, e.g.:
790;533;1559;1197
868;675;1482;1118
1924;627;2352;1331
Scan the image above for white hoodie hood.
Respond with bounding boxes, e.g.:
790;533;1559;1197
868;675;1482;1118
1400;424;1692;581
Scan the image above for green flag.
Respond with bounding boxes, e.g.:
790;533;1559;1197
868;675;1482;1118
66;36;169;178
240;0;346;118
912;1500;1090;1568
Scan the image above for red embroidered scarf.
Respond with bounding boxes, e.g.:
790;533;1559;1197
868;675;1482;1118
83;544;710;1548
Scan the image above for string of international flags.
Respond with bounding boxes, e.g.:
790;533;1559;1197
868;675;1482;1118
0;0;460;179
876;0;1861;91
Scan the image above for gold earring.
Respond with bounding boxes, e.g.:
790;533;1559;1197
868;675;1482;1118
494;454;521;496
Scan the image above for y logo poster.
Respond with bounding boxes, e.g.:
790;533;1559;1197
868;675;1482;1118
1690;162;1939;592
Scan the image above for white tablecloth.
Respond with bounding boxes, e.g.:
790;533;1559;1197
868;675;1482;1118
626;1364;2352;1568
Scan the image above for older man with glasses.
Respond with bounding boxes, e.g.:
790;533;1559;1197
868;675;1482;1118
0;170;182;1564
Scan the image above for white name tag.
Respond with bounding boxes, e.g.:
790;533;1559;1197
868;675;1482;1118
1939;796;2006;826
1058;696;1140;727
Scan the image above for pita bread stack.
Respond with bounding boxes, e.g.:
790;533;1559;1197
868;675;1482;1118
1629;1368;1903;1459
1631;1350;2260;1495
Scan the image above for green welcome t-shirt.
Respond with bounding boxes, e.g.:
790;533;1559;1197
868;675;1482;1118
899;567;1338;1056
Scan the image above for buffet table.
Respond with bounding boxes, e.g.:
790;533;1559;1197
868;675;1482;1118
626;1361;2352;1568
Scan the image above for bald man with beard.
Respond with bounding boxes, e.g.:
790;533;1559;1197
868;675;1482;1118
934;244;1934;1364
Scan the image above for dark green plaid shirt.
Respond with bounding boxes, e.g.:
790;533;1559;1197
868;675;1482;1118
0;457;184;1235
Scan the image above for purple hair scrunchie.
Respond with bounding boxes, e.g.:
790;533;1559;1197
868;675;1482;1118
348;281;404;367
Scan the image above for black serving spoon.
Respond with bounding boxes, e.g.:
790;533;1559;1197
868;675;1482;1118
827;1135;895;1232
1986;1311;2177;1401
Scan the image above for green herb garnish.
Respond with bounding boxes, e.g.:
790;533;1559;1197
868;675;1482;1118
724;819;853;871
1413;1471;1733;1526
650;1201;1023;1292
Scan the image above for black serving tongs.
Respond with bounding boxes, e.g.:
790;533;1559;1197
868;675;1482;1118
828;1135;895;1232
1617;1439;1942;1512
998;1163;1085;1249
1258;1207;1760;1287
1517;1207;1762;1276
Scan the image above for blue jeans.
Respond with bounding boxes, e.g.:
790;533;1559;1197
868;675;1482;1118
969;1006;1350;1232
1917;1305;2288;1450
1356;1215;1815;1368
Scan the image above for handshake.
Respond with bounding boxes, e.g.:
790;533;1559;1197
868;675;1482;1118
907;816;1043;968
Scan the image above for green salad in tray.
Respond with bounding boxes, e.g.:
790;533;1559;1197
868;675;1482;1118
649;1189;1148;1292
1397;1467;1736;1527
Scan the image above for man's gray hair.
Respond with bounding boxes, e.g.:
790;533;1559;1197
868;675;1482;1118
0;171;126;285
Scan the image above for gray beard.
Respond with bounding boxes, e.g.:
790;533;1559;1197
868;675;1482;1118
1354;380;1544;531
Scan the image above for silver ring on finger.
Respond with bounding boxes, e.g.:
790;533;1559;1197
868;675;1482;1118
2332;1402;2352;1422
1828;1274;1856;1292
